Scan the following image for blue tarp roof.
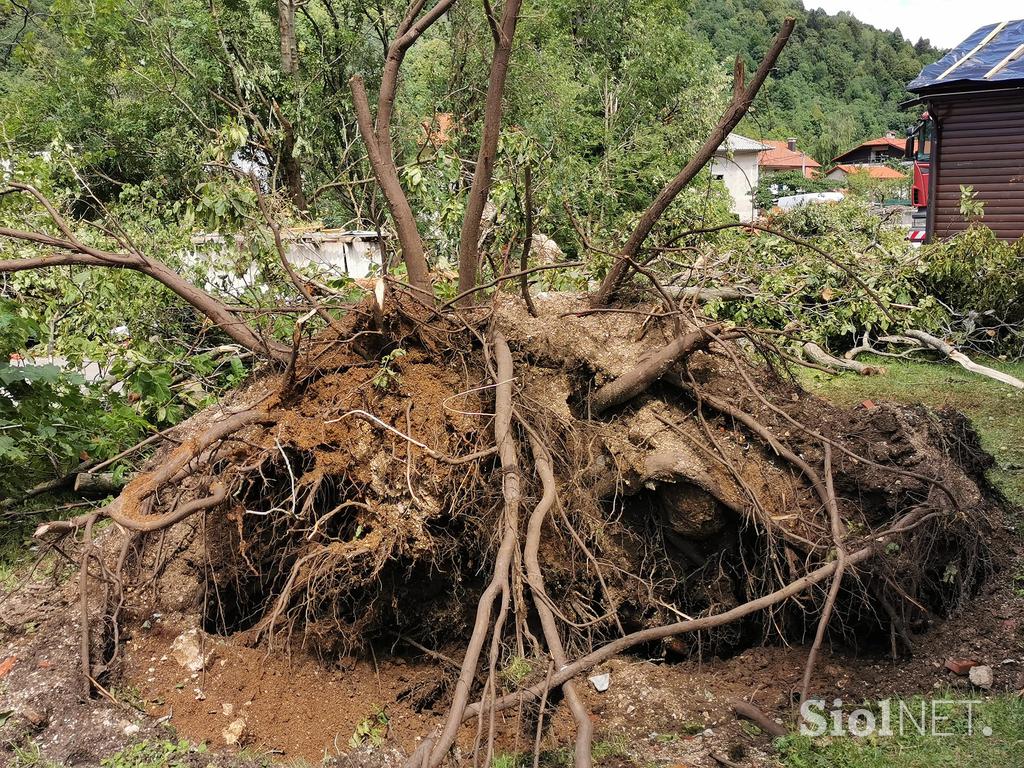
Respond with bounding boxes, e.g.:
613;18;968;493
908;19;1024;92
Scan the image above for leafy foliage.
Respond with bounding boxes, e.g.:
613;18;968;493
842;164;909;204
0;300;149;498
921;225;1024;356
0;168;262;510
753;170;842;209
349;706;389;748
99;739;204;768
695;200;943;349
689;0;942;164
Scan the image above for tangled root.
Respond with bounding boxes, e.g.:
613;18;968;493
39;290;1002;766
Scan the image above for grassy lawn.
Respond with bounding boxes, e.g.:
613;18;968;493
774;694;1024;768
798;355;1024;506
790;356;1024;767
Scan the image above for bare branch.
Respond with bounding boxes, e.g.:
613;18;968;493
0;189;290;364
454;0;524;302
592;18;795;306
348;0;458;296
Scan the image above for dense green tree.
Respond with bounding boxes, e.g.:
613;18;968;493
689;0;942;163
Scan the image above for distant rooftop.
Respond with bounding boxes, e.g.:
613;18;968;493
759;140;821;170
830;136;906;164
715;133;770;153
829;164;906;180
858;137;905;150
909;19;1024;92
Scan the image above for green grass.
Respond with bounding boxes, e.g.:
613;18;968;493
798;355;1024;506
775;694;1024;767
790;357;1024;768
99;739;204;768
7;740;62;768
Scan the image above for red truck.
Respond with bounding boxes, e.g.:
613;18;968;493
904;113;933;243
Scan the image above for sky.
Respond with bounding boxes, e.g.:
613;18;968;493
807;1;1020;48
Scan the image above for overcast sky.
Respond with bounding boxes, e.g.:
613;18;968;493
807;1;1020;48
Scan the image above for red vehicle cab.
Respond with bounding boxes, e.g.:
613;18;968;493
905;113;932;243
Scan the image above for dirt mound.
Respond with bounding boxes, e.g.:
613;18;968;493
11;291;1007;767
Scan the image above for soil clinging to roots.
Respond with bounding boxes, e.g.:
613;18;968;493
33;290;1002;766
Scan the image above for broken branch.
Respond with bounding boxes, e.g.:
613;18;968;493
903;330;1024;389
592;18;795;306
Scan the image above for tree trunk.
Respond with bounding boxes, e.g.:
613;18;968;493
276;0;306;210
455;0;524;302
278;0;299;77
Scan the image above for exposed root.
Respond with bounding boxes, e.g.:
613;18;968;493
29;291;1002;765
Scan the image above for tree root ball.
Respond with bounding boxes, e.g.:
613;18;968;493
76;293;1001;683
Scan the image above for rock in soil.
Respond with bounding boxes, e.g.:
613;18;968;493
969;665;994;689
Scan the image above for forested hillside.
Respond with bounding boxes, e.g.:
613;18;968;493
690;0;944;162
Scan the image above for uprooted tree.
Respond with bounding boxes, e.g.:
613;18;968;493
0;5;1005;768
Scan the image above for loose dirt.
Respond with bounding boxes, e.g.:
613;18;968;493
2;294;1021;767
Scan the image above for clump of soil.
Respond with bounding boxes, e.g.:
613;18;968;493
2;291;1012;766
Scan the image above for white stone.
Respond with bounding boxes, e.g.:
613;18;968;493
588;672;610;692
969;665;993;689
222;717;246;745
170;631;207;673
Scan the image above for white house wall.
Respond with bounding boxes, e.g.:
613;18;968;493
711;152;760;222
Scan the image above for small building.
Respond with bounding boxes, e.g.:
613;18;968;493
907;19;1024;241
758;139;821;179
831;135;907;165
284;229;383;278
825;164;907;184
191;229;383;295
711;133;769;222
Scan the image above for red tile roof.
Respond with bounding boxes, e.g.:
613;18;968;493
860;137;906;150
830;164;906;180
831;137;907;164
758;140;821;171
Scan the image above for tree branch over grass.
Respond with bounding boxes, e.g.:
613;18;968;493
0;183;291;364
591;18;795;307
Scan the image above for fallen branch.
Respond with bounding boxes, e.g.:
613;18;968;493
665;285;757;303
729;698;788;738
0;185;290;363
590;323;728;413
903;330;1024;390
72;473;123;496
0;457;98;511
802;342;884;376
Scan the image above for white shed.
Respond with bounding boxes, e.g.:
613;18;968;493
191;229;384;295
711;133;769;222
